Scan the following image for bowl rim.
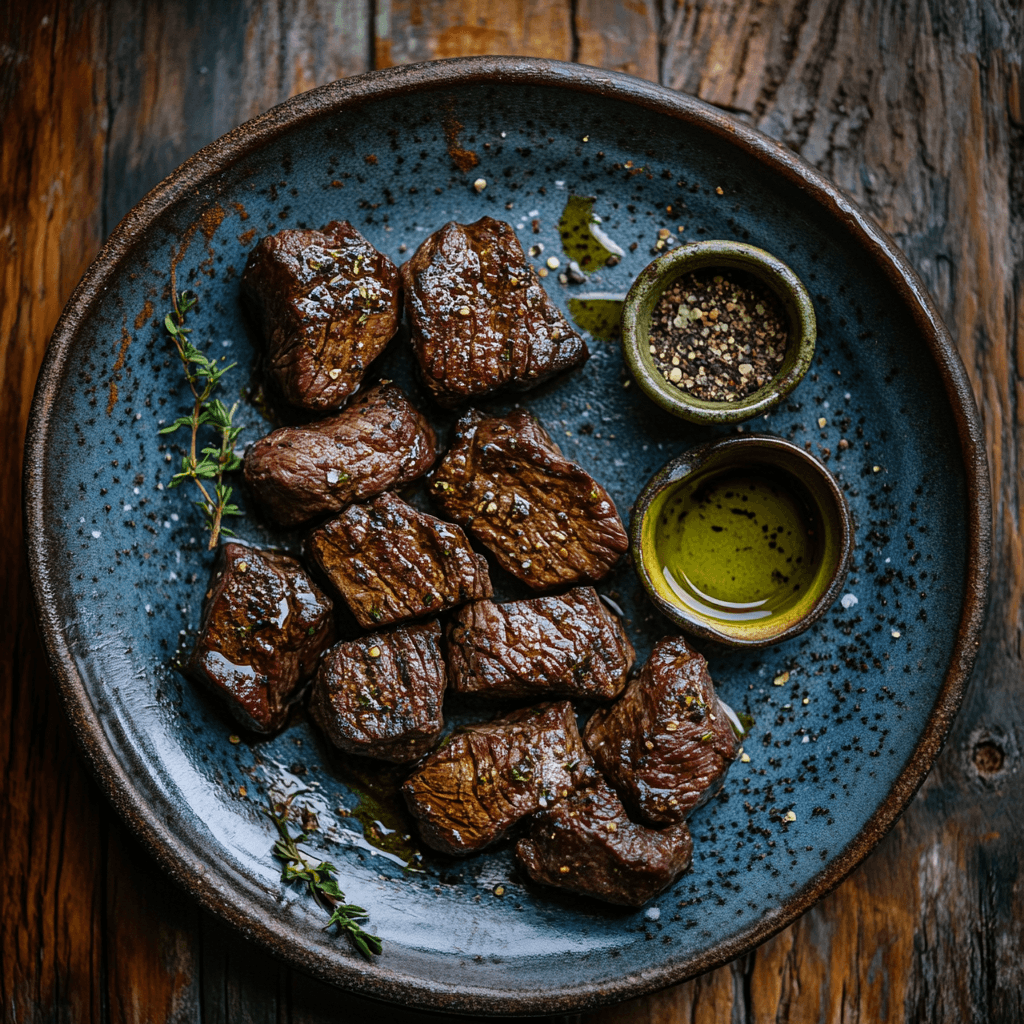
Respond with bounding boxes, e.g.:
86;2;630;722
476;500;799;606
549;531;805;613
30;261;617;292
629;434;854;647
621;240;817;424
23;56;991;1016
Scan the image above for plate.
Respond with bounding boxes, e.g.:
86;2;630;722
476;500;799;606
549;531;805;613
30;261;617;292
24;58;990;1016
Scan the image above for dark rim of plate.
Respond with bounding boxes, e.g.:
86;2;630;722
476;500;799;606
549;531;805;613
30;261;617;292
23;57;992;1017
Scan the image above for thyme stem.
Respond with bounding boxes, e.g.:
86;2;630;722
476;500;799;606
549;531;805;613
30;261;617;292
159;289;243;548
265;799;382;960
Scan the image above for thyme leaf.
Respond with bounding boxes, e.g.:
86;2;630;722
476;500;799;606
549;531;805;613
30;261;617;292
265;800;382;960
160;289;243;548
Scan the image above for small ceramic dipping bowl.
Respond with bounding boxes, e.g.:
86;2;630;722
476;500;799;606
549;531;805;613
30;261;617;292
631;434;854;647
621;240;816;424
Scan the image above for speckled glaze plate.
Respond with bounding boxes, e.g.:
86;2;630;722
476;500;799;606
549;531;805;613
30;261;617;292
25;58;989;1016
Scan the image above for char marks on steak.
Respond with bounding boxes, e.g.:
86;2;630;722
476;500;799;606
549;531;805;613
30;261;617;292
243;381;436;526
310;620;446;763
186;543;334;734
400;217;588;407
584;635;738;825
446;587;635;700
516;768;693;906
402;701;590;856
430;409;628;589
307;491;492;629
241;221;399;411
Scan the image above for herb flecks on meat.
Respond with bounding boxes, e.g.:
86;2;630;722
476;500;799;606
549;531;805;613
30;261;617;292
400;217;588;407
584;635;738;825
307;491;492;629
242;221;399;411
516;768;693;906
446;587;635;700
310;620;447;764
243;381;436;526
402;701;591;856
431;409;628;590
186;543;334;733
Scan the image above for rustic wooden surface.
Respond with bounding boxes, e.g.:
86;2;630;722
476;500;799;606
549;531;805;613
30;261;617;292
2;1;1022;1020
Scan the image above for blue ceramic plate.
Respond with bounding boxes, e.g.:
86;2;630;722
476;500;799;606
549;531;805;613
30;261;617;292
25;59;989;1016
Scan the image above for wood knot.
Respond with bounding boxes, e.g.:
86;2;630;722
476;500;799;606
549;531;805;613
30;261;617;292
973;740;1005;775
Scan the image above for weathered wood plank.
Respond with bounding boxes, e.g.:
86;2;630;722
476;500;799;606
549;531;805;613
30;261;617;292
0;4;109;1023
373;0;573;68
574;0;659;81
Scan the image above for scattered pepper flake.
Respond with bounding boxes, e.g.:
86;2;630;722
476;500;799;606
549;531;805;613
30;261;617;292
546;256;561;269
773;671;790;686
740;752;751;763
473;178;487;192
783;810;796;822
873;465;882;473
715;186;724;195
817;417;827;428
229;734;241;744
368;645;382;658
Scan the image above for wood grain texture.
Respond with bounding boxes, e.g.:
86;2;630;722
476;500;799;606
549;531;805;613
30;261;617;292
2;1;1022;1021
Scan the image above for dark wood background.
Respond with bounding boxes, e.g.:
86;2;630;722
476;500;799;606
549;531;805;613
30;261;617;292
3;1;1022;1020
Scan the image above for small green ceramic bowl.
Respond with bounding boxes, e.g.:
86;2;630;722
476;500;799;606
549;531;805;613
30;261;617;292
631;434;854;647
621;240;816;424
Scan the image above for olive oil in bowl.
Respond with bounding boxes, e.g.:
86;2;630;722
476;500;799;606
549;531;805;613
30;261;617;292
654;470;822;623
631;435;853;647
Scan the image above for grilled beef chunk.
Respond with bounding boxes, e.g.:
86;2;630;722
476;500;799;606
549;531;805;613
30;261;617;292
446;587;635;700
241;221;399;411
243;382;436;526
400;217;588;407
516;769;693;906
430;409;628;589
307;491;492;629
186;543;334;734
402;701;590;856
584;636;738;825
310;620;446;763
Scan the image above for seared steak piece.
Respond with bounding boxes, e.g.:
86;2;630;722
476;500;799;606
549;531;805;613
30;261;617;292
446;587;635;700
307;491;492;629
400;217;588;407
241;221;399;411
243;381;436;527
430;409;628;590
402;701;591;856
584;636;738;825
186;543;334;734
309;620;446;763
516;769;693;906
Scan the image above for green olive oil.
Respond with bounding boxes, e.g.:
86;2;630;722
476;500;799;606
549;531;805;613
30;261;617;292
654;469;822;623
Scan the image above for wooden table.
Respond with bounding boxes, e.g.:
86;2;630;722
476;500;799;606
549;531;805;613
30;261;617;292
3;2;1021;1020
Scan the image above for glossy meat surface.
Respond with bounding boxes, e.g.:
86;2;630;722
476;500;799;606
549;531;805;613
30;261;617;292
400;217;588;407
241;221;399;411
584;636;738;825
446;587;635;700
402;701;590;856
307;492;492;629
309;620;446;763
186;543;334;734
516;769;693;906
243;381;436;526
430;409;628;589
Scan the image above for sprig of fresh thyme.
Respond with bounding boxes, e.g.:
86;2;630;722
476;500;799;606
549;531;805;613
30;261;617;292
159;289;243;548
266;800;382;960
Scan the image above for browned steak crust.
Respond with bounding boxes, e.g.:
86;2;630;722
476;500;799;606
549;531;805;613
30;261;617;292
307;491;492;629
430;409;628;589
241;221;399;411
186;543;334;734
446;587;635;700
309;620;446;763
243;381;436;526
402;701;591;856
400;217;588;407
516;769;693;906
584;636;738;825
